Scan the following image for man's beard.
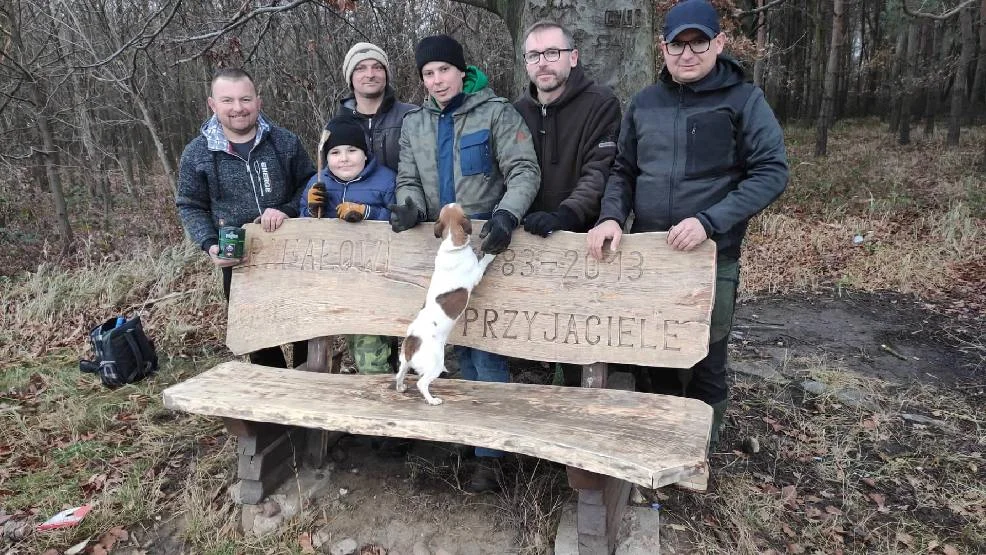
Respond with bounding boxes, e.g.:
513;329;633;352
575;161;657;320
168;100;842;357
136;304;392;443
536;73;567;94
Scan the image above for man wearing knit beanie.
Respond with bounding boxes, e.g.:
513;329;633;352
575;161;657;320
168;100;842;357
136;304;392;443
334;42;416;173
389;33;540;493
334;42;416;423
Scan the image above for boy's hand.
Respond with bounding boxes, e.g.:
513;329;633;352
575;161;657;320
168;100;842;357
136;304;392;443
336;201;367;222
307;183;326;217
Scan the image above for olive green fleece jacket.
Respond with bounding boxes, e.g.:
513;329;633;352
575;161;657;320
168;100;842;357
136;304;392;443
395;67;540;222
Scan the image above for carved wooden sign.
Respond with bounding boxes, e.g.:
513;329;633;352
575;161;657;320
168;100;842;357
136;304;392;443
226;219;716;367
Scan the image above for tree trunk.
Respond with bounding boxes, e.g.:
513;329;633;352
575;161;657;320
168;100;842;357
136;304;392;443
458;0;655;103
889;25;908;134
923;22;938;137
133;89;177;193
968;0;986;119
31;84;74;250
899;23;919;145
815;0;844;156
753;0;767;89
948;7;974;145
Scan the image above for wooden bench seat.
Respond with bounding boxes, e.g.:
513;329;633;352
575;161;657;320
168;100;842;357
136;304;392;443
162;361;713;490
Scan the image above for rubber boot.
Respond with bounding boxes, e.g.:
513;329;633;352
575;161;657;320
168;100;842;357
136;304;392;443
708;400;728;453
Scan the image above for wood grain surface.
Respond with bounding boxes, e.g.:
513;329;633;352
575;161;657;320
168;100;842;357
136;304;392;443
226;219;715;367
162;362;713;489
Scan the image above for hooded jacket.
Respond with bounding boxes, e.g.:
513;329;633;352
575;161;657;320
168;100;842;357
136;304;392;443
299;156;397;221
598;57;788;258
335;85;416;173
513;64;621;231
396;66;540;222
176;115;316;250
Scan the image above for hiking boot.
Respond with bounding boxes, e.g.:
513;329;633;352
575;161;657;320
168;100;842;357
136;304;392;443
464;460;500;493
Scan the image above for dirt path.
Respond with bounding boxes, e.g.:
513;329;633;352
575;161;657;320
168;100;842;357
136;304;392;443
733;292;983;386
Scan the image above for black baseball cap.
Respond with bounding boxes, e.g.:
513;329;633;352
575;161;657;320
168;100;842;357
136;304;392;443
663;0;721;42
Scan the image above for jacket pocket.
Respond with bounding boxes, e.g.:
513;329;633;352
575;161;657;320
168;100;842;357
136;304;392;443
685;110;735;178
459;129;492;176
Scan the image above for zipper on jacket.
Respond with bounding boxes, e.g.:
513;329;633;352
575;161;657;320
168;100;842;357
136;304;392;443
670;86;683;228
245;159;263;217
539;104;548;164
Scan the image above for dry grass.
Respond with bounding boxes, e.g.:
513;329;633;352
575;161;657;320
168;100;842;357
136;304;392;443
742;120;985;310
660;355;985;554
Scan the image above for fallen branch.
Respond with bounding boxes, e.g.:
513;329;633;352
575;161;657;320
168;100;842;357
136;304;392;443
126;289;199;312
880;343;909;361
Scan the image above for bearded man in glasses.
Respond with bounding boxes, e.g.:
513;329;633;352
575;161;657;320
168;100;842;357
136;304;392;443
587;0;789;452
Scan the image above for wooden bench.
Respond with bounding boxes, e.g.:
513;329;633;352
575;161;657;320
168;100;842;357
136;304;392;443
163;219;717;554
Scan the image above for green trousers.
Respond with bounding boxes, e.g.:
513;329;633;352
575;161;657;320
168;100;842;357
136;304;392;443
346;334;392;374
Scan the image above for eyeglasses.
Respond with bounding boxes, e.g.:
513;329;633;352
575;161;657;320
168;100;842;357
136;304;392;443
524;48;574;64
664;35;716;56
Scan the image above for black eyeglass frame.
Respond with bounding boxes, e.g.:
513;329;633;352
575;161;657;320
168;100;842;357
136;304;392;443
524;48;575;64
663;34;718;56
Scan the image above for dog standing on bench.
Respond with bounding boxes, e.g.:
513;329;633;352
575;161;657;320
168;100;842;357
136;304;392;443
396;203;496;405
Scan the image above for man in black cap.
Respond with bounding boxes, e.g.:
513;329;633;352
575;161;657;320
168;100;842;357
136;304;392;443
587;0;789;451
389;34;540;493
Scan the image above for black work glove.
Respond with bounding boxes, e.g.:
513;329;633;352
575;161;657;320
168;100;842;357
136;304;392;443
522;206;580;237
479;210;518;254
387;197;421;233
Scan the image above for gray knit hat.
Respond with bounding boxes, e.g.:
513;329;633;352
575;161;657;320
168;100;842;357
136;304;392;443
342;42;389;88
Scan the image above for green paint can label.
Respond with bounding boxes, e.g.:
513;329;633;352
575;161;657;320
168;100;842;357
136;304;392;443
218;226;245;259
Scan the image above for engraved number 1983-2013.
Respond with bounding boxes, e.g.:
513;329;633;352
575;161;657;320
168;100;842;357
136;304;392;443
498;248;643;282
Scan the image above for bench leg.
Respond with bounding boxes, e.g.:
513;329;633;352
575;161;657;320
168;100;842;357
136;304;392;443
560;363;636;554
223;418;305;505
302;337;346;468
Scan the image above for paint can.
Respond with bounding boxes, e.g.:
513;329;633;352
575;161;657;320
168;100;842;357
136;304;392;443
218;226;245;259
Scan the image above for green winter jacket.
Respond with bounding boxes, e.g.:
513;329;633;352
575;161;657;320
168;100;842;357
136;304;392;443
395;68;540;222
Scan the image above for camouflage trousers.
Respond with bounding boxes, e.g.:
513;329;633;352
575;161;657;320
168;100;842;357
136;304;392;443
347;334;392;374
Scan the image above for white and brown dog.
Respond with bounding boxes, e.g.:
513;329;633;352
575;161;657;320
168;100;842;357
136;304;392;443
396;203;496;405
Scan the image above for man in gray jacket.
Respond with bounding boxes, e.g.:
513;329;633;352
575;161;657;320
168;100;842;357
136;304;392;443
587;0;788;450
176;67;315;368
335;42;416;172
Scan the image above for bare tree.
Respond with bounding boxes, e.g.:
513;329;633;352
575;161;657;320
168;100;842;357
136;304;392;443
948;6;975;144
815;0;845;156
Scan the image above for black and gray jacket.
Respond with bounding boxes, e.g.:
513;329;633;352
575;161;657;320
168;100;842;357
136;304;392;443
335;85;416;172
176;114;316;251
598;57;788;258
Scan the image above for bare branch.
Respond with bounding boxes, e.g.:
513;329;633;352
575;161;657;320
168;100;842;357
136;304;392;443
735;0;789;17
175;0;313;43
173;0;367;65
74;0;183;69
454;0;498;12
902;0;975;20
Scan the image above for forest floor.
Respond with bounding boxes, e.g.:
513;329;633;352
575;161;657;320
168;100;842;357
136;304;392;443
1;120;984;554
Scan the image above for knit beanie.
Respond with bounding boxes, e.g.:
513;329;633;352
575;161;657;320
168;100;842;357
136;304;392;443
414;35;467;77
322;117;368;158
342;42;389;88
